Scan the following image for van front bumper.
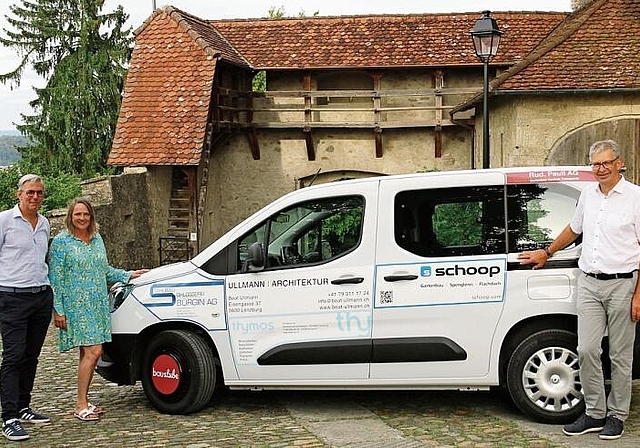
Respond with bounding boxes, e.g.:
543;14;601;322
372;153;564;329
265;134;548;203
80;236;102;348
96;334;138;385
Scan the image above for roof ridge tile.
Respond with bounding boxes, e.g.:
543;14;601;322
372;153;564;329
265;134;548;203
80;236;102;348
164;6;250;66
491;0;608;90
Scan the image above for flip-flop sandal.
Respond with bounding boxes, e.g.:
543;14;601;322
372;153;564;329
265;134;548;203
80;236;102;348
88;403;104;415
73;408;99;422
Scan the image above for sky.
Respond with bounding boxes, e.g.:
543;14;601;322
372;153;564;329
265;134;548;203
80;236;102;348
0;0;573;132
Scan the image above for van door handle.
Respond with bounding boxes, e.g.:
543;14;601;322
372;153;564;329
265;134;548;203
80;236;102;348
384;274;418;282
331;277;364;285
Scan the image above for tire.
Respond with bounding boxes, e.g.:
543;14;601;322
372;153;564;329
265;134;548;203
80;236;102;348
506;329;584;424
141;330;217;414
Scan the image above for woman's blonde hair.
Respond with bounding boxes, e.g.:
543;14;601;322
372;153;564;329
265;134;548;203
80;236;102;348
65;197;98;237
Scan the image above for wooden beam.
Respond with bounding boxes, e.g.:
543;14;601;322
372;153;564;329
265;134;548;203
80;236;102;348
433;70;444;129
253;87;481;97
243;120;458;128
433;69;444;160
303;72;315;161
304;128;315;161
247;128;260;160
372;73;383;158
304;72;312;125
375;127;383;158
435;126;442;158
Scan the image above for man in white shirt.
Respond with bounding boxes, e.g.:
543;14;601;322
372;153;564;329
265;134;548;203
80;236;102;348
518;140;640;440
0;175;52;442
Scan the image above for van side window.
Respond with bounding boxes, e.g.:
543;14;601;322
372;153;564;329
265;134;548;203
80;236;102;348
395;186;505;257
507;183;579;252
236;196;364;271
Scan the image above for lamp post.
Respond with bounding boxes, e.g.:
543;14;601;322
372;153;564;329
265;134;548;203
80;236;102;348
471;11;502;169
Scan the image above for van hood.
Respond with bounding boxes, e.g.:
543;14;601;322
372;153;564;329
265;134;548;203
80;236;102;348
132;260;198;285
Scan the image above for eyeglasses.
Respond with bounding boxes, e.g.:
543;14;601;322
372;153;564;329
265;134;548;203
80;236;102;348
589;156;619;170
22;190;45;197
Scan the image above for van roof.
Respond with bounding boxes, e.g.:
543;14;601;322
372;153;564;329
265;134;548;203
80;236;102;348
302;166;594;190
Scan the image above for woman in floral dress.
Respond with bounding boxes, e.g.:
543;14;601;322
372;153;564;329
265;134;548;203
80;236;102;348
48;198;147;421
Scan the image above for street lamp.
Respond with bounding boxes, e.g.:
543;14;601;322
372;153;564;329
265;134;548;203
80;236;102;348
471;10;502;169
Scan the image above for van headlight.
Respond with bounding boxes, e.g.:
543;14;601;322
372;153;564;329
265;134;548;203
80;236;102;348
109;282;134;312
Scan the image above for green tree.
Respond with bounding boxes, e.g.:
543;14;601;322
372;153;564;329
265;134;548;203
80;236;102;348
0;0;133;178
0;167;80;213
0;166;21;211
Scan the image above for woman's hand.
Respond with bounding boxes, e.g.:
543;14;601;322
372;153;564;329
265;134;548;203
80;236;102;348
130;269;149;279
54;311;67;330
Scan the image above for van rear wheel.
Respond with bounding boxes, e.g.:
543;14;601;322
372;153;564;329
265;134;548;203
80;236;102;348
141;330;216;414
506;329;584;423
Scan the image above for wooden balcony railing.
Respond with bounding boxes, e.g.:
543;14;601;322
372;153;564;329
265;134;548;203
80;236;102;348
211;87;478;130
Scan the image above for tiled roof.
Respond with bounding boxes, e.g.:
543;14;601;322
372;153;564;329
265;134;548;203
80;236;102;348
108;7;568;166
209;12;568;69
495;0;639;92
108;9;220;166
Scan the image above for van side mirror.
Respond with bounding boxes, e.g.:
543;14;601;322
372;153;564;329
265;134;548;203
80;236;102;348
242;242;265;272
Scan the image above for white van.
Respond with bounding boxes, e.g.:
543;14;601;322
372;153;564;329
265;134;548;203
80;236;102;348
98;166;640;423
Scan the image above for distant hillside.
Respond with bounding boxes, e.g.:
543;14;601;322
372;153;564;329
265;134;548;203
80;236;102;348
0;134;26;166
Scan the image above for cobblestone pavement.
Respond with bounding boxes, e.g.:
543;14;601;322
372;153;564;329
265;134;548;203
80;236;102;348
2;324;640;447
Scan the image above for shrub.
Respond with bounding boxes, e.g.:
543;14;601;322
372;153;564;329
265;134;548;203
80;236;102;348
0;168;81;213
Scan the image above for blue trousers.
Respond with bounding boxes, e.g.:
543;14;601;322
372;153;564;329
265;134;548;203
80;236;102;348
0;288;52;422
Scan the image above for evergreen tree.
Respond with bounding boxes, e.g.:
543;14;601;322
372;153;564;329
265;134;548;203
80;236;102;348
0;0;133;178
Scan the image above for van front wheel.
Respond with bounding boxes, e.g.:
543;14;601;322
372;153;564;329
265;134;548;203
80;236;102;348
506;329;584;424
141;330;216;414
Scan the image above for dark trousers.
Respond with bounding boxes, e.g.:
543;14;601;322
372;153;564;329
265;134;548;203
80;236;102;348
0;288;52;422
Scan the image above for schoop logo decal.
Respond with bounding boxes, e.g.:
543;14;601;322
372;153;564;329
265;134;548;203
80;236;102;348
420;266;432;277
434;264;501;277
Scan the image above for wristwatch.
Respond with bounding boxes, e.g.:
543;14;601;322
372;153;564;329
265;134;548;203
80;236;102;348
544;247;552;257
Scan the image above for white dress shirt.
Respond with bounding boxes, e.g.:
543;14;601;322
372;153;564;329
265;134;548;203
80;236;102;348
0;204;50;287
570;176;640;274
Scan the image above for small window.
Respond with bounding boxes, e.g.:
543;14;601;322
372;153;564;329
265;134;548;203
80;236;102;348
236;196;364;271
507;183;580;252
395;186;505;257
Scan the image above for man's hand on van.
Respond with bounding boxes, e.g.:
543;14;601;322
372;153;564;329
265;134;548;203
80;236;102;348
517;249;548;270
518;226;577;270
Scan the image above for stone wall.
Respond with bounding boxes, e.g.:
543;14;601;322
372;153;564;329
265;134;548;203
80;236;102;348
481;92;640;182
199;123;473;248
198;67;481;247
48;171;155;270
142;165;173;266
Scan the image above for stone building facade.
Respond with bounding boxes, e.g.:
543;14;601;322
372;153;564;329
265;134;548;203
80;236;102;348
104;0;639;267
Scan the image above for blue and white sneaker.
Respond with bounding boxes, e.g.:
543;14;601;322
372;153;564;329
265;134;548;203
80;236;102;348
18;407;50;424
2;418;29;441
